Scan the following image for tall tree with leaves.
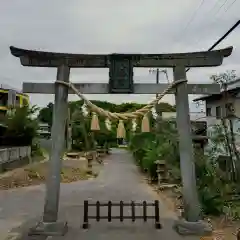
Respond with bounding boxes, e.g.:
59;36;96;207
3;105;39;146
210;70;240;180
38;102;53;126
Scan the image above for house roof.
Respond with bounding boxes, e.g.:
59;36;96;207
193;78;240;102
0;83;28;97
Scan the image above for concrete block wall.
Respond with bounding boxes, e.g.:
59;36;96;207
0;146;31;164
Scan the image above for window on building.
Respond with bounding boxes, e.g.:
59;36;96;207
22;98;28;106
206;107;212;116
216;106;221;119
0;92;8;106
225;103;234;116
15;96;20;107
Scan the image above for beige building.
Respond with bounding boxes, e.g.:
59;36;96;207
193;78;240;155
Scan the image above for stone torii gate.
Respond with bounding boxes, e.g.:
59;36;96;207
10;46;232;236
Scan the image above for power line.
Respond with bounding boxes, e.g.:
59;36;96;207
207;0;223;15
204;0;235;25
186;20;240;72
197;0;223;26
207;20;240;51
183;0;205;31
184;0;235;49
223;0;238;13
174;0;231;51
199;0;237;33
176;0;205;42
212;0;229;16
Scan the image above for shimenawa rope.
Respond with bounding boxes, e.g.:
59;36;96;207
56;79;187;137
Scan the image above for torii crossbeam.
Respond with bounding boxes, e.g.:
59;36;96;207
10;46;232;68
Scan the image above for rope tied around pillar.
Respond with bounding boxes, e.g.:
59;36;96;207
55;79;187;137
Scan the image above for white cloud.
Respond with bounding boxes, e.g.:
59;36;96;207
0;0;239;112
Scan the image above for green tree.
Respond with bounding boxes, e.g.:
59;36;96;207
155;102;176;115
210;70;240;181
39;100;176;151
38;102;53;126
3;105;39;146
71;109;93;151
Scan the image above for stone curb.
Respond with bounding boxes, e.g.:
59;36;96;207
173;219;213;236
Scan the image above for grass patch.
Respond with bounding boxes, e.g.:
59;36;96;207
0;159;98;190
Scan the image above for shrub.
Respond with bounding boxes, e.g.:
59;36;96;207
129;118;240;217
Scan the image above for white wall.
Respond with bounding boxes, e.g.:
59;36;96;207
204;97;240;156
205;97;240;127
0;146;31;164
162;111;206;122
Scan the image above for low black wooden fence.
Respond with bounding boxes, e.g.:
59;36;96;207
82;200;161;229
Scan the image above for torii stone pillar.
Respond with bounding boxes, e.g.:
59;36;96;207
32;65;70;235
173;65;200;221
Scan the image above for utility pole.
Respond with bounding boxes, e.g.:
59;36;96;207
149;68;169;98
149;68;169;115
149;68;159;97
149;68;169;129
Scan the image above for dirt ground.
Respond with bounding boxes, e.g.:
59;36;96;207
0;155;102;190
153;184;240;239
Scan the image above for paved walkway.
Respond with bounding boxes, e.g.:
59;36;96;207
0;149;198;239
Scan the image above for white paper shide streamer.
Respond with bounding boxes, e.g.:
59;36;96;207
81;103;89;117
105;118;111;131
132;119;137;132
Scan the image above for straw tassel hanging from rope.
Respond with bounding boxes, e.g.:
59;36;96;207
56;78;186;136
117;120;126;139
91;112;100;131
141;113;150;132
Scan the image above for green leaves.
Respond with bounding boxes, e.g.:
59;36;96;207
129;119;180;180
3;105;39;146
129;110;240;217
38;100;175;152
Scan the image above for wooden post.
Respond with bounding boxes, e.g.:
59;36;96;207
237;230;240;240
157;164;161;188
173;65;201;222
67;108;72;151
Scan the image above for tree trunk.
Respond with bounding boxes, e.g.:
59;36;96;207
229;119;240;180
221;119;234;180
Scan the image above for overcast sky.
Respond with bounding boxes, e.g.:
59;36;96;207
0;0;239;112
